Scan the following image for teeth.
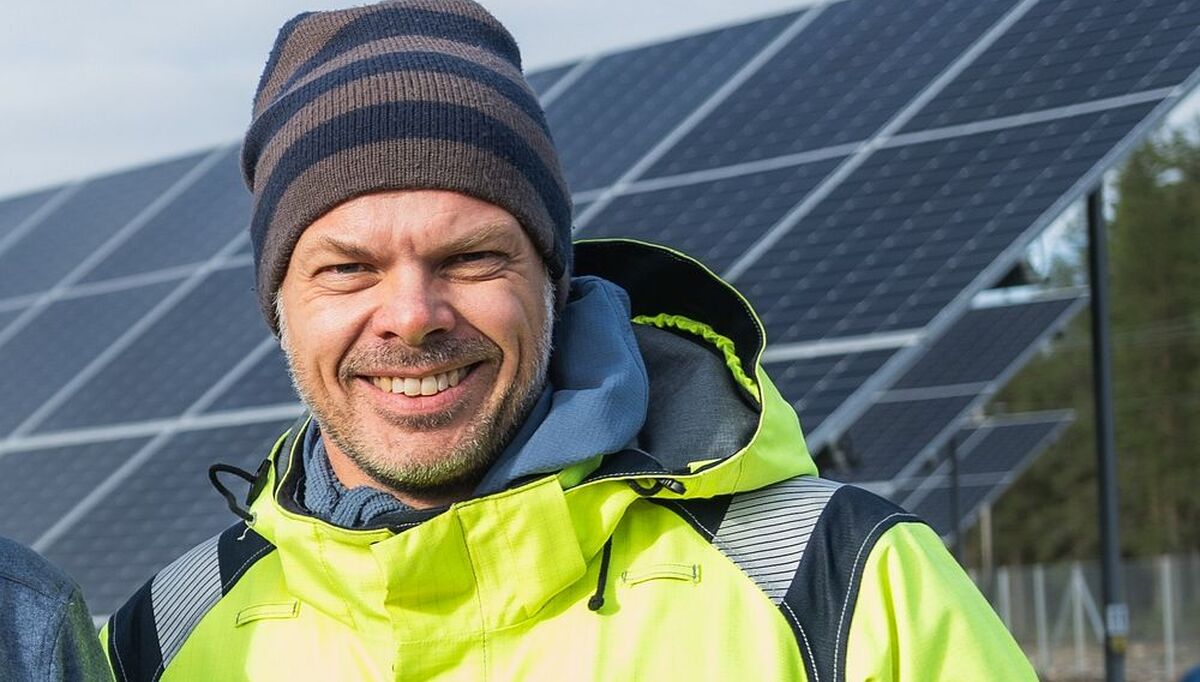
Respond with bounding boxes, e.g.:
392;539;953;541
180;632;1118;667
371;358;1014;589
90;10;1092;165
371;366;469;397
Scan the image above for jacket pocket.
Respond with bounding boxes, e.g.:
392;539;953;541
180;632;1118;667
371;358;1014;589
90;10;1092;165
235;600;300;626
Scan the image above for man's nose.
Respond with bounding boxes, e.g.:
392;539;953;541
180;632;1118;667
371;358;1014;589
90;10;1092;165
369;269;455;346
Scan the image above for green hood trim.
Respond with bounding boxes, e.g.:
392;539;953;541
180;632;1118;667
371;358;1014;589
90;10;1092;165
632;313;759;398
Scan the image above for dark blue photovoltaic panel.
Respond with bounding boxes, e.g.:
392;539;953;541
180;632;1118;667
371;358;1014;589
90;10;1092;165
0;153;203;300
546;13;796;191
205;347;298;412
43;421;292;616
0;309;19;331
35;265;266;432
0;186;59;244
903;0;1200;133
0;282;175;436
908;417;1068;534
583;157;844;275
767;349;896;431
82;148;250;283
645;0;1015;178
0;438;150;545
527;62;576;95
742;102;1156;345
834;395;975;482
895;297;1078;389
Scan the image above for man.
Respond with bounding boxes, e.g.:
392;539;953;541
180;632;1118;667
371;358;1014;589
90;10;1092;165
1;536;110;680
103;1;1037;680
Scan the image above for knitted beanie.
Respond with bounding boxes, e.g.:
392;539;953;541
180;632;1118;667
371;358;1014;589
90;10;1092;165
241;0;572;332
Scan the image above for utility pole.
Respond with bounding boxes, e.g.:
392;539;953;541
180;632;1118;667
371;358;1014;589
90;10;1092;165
1086;186;1127;682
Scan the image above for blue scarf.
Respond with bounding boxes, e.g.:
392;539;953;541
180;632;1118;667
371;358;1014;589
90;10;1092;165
298;276;649;527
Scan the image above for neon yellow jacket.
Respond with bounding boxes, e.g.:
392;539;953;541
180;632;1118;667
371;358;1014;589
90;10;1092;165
102;240;1036;681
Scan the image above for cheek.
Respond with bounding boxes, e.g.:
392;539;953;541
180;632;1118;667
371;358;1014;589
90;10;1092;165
283;300;366;379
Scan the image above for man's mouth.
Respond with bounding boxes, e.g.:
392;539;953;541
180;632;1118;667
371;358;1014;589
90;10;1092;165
365;364;476;397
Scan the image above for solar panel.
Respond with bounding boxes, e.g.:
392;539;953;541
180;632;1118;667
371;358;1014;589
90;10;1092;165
0;186;60;246
901;0;1200;133
526;62;578;95
205;347;297;413
902;413;1073;536
545;12;798;192
41;421;293;616
582;157;845;274
644;0;1015;178
767;349;898;431
0;438;152;546
33;265;266;433
0;153;204;300
0;282;175;435
829;295;1083;482
81;148;250;284
740;104;1153;346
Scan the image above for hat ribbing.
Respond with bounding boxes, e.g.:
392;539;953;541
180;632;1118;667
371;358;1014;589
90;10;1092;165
242;0;572;332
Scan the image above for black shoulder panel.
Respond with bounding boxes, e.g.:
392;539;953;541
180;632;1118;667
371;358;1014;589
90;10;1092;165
780;486;921;682
107;580;162;682
106;523;276;682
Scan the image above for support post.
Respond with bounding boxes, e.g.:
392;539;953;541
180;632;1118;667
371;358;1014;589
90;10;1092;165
1086;186;1127;682
948;435;963;564
1162;555;1175;681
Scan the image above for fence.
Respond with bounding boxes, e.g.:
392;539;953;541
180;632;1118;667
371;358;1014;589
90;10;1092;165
974;553;1200;681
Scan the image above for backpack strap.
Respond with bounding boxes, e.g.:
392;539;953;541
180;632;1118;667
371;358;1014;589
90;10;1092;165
659;477;922;682
107;523;275;682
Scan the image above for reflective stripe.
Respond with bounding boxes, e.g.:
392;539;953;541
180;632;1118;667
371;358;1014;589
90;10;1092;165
714;477;842;603
151;534;222;666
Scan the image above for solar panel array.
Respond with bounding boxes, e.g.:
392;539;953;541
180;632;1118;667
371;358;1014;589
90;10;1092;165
0;0;1197;616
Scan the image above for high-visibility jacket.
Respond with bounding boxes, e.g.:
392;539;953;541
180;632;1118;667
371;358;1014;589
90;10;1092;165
102;240;1037;681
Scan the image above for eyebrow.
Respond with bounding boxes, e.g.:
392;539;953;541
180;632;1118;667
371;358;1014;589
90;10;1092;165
312;220;521;262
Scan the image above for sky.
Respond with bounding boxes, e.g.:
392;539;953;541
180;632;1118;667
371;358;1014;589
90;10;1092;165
0;0;812;200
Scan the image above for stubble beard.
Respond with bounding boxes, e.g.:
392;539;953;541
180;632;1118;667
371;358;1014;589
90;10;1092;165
278;280;555;501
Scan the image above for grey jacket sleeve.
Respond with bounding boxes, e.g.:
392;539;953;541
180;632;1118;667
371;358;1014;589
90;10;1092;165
0;537;112;681
49;588;112;681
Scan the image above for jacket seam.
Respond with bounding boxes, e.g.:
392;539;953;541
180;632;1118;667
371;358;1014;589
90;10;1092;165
781;601;819;682
223;542;275;592
832;513;919;679
109;616;130;682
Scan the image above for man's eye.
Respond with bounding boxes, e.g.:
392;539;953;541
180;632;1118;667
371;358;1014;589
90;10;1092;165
323;263;367;275
453;252;495;264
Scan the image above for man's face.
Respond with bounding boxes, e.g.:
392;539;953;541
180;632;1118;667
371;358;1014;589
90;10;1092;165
277;190;554;504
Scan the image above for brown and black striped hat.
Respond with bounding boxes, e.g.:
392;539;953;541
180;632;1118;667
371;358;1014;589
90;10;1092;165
241;0;572;332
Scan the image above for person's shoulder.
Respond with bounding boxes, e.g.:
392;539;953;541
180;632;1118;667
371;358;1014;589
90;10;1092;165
0;535;76;602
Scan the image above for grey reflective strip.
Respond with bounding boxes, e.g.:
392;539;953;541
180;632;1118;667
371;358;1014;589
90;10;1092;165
150;533;222;666
714;477;842;603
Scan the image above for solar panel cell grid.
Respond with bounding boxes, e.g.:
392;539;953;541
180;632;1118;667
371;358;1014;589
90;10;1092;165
0;282;176;437
34;265;266;433
583;158;844;275
894;298;1076;389
526;63;577;95
205;347;298;413
0;438;150;546
741;102;1156;345
901;0;1200;133
0;187;60;245
0;153;204;300
838;395;975;482
545;13;796;192
42;420;293;616
644;0;1016;178
768;349;897;431
82;149;250;284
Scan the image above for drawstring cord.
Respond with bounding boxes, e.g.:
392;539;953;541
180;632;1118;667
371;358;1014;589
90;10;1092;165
588;538;614;612
208;460;270;526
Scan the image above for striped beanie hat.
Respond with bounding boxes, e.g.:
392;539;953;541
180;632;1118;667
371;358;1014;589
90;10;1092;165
241;0;572;332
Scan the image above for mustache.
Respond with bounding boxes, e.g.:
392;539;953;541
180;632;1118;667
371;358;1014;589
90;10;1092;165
339;336;500;382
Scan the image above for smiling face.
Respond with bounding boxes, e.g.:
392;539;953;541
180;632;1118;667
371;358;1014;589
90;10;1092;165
277;190;554;508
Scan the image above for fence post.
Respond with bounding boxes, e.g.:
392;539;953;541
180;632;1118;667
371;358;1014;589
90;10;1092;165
998;566;1012;628
1073;562;1087;676
1162;555;1175;681
1034;563;1049;672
